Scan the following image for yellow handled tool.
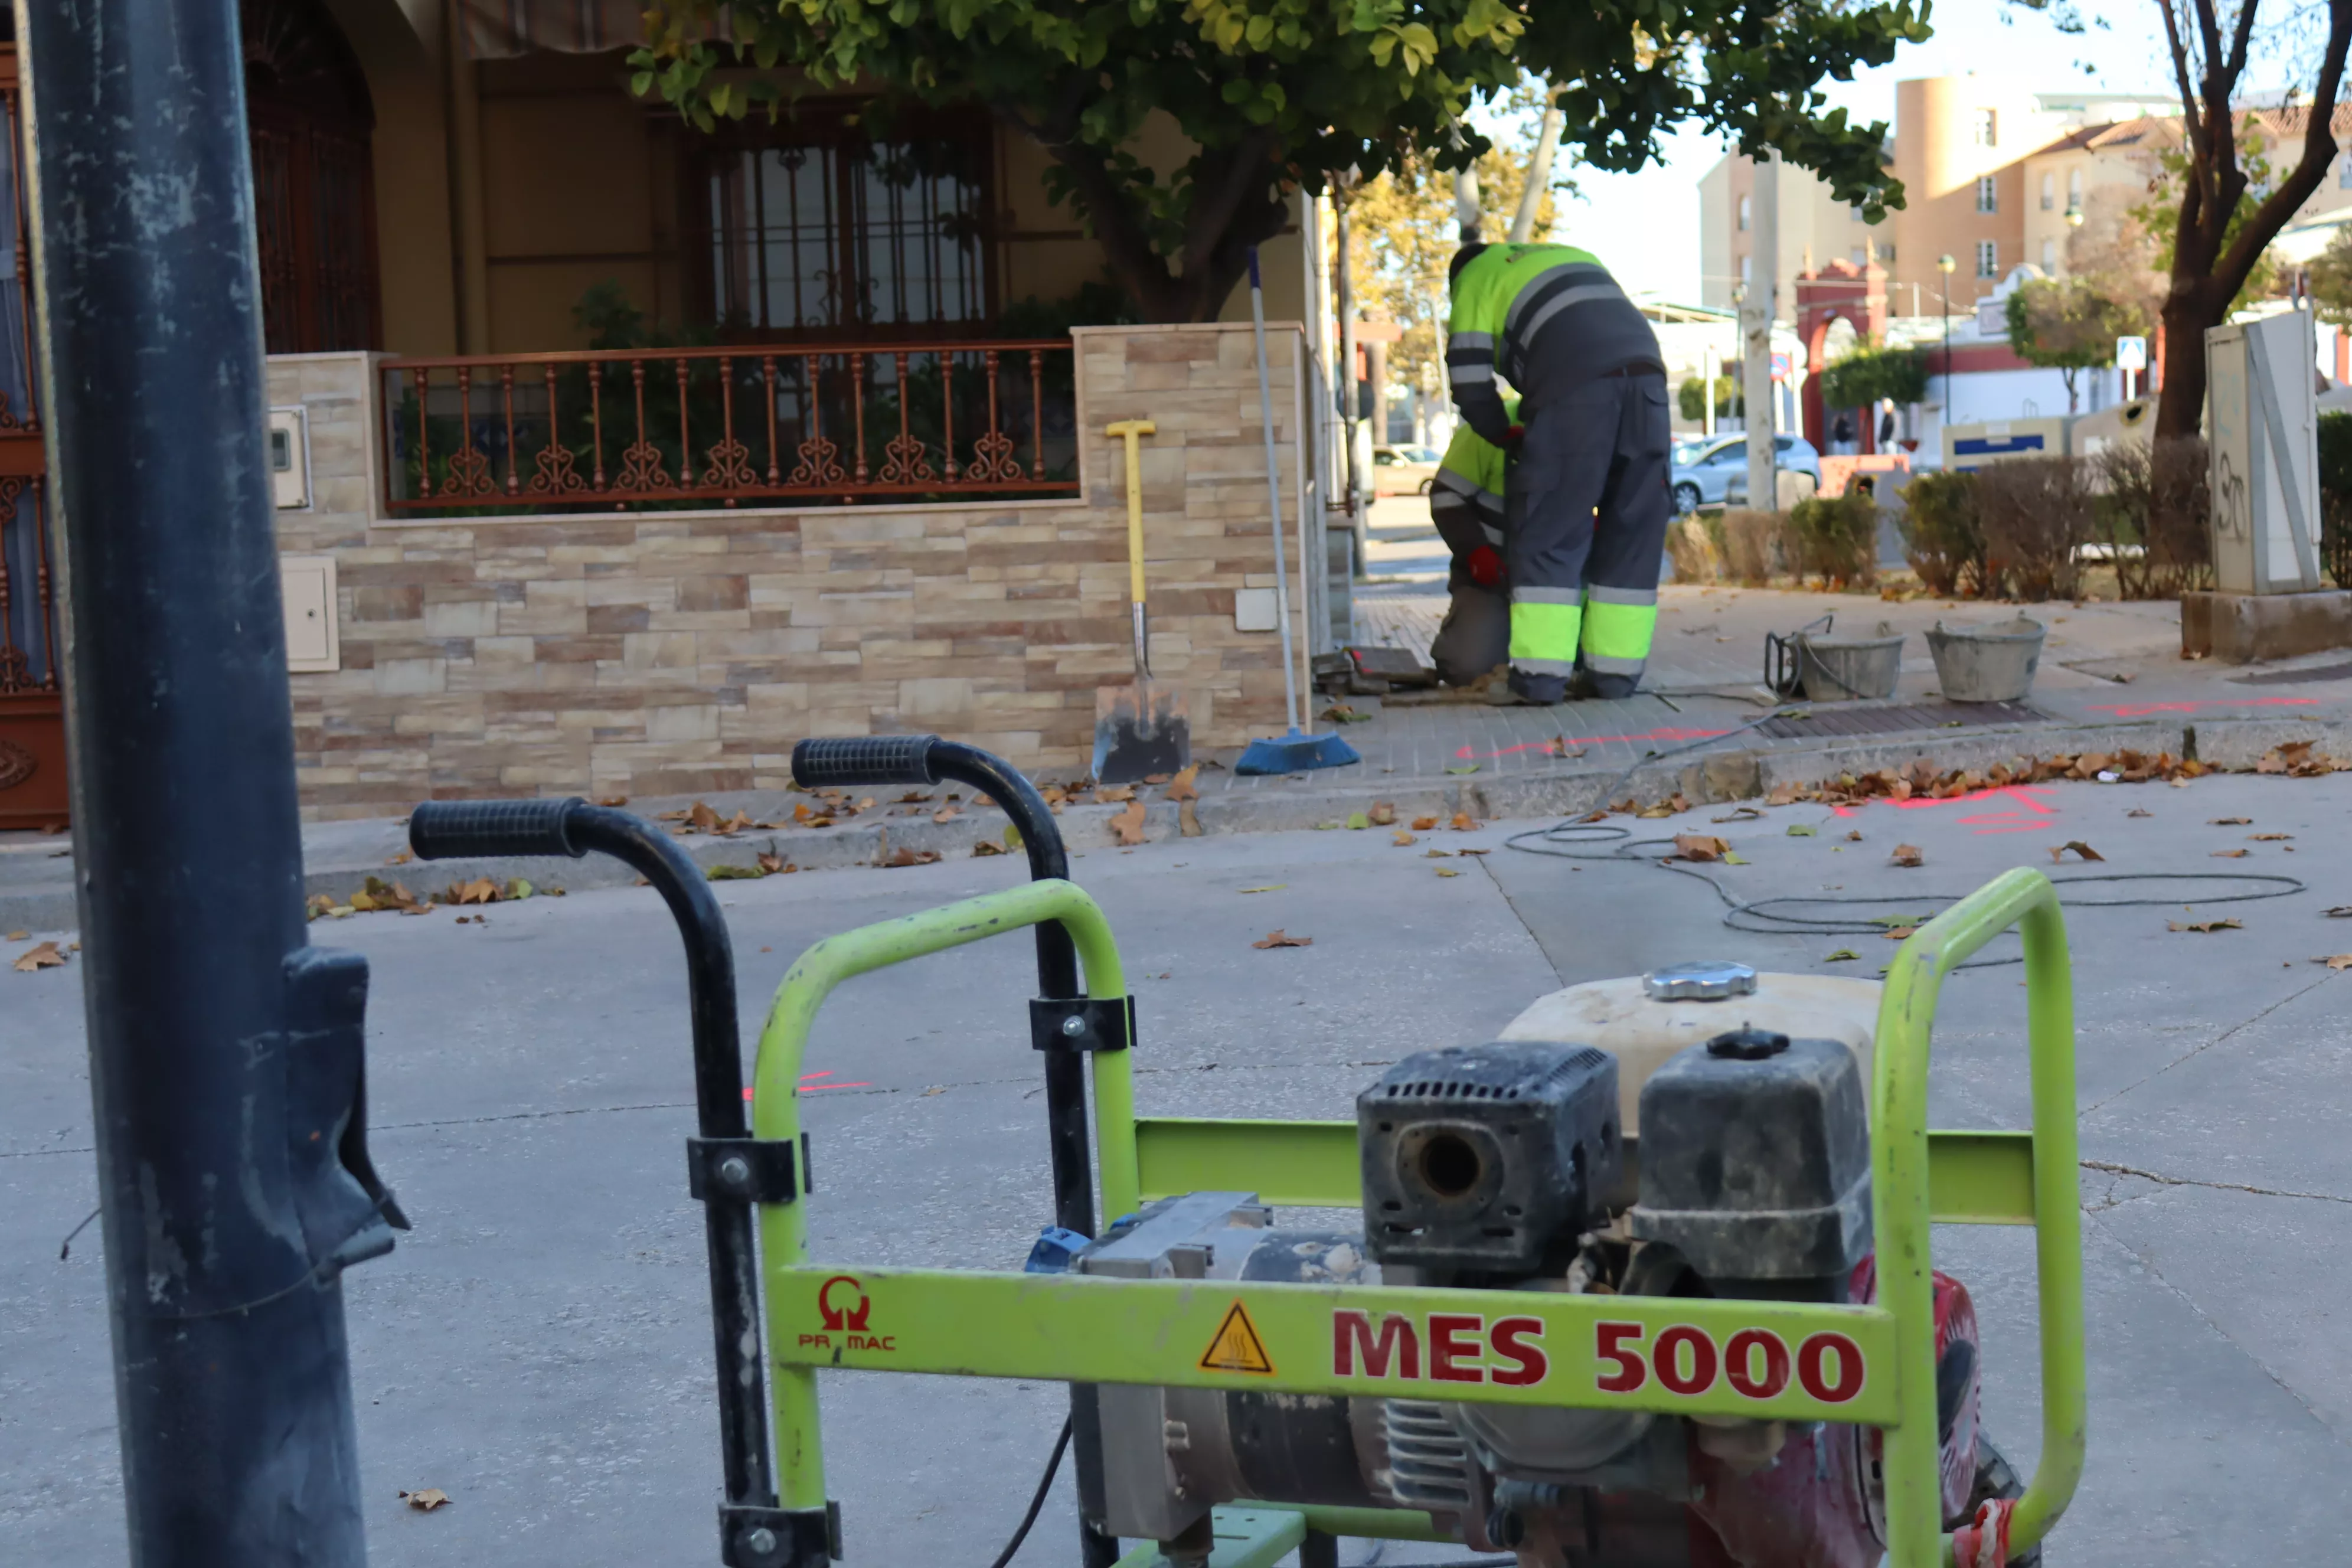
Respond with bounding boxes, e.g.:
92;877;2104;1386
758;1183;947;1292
1093;420;1191;785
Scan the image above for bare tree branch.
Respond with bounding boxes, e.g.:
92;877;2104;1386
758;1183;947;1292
2216;0;2352;292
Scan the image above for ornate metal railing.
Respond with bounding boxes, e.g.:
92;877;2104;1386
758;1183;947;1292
378;338;1080;515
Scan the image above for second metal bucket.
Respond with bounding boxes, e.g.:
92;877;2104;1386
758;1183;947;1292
1926;616;2046;703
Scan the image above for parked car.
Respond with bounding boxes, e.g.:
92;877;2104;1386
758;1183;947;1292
1670;433;1822;512
1372;443;1443;496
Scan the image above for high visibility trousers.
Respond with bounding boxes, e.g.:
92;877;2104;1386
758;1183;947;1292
1504;370;1672;701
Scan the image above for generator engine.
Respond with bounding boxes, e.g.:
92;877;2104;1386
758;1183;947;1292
1076;966;2027;1567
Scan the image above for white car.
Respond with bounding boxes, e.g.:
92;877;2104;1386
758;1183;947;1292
1372;444;1442;496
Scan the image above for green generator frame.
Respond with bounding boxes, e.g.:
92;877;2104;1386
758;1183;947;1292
751;867;2086;1568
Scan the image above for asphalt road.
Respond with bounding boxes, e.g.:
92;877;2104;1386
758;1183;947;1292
8;769;2352;1566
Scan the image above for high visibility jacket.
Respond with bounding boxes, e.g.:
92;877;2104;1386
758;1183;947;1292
1429;397;1518;550
1445;243;1659;446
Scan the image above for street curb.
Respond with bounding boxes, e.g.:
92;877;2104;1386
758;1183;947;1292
0;711;2336;935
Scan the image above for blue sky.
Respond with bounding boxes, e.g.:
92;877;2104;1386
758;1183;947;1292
1549;0;2183;300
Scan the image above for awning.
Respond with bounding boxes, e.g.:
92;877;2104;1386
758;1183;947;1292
455;0;726;61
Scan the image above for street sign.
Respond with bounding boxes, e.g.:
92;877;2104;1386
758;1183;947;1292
1770;351;1791;382
2115;335;2148;371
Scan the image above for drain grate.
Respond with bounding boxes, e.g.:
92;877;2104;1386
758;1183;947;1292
1755;700;2049;739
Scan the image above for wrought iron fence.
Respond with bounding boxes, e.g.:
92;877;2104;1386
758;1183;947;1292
378;338;1080;515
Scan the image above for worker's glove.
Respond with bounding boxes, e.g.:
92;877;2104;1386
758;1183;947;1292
1466;544;1505;588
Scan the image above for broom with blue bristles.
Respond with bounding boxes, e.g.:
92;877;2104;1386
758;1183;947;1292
1236;245;1361;776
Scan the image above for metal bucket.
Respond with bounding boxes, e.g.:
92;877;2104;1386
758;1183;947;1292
1926;617;2046;703
1796;622;1905;702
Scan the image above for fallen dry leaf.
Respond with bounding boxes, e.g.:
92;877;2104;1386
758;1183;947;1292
1712;806;1765;824
1110;798;1147;846
1095;784;1137;804
2317;955;2352;971
2049;841;2105;863
1240;883;1286;894
1180;799;1203;837
2253;833;2293;841
1451;812;1479;831
2210;817;2252;826
1825;948;1861;962
401;1489;451;1512
2170;919;2243;933
387;849;413;865
1883;926;1918;940
932;805;961;825
1845;829;1864;842
882;847;943;868
5;929;26;941
1636;804;1677;819
972;839;1008;857
1767;783;1805;806
1411;815;1440;832
756;851;790;874
595;795;629;807
1253;929;1313;949
1671;834;1731;863
1457;847;1490;856
2127;808;2152;818
1165;765;1201;803
896;790;933;804
1425;849;1453;859
1392;830;1417;847
12;941;65;972
2211;848;2250;858
1435;867;1462;878
688;800;723;834
1369;801;1397;827
1890;844;1924;868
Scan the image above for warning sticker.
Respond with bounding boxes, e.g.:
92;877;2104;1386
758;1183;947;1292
1199;1301;1276;1376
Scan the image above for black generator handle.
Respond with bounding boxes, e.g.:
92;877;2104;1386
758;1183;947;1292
408;796;586;860
404;795;776;1523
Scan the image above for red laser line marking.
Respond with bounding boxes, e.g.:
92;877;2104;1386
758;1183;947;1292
1829;783;2062;835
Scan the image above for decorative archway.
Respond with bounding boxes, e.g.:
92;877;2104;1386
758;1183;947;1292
244;0;381;352
1795;257;1885;454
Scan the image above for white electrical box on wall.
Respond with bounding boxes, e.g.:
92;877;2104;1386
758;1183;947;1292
2206;309;2322;595
281;554;339;672
268;405;311;509
1234;587;1279;632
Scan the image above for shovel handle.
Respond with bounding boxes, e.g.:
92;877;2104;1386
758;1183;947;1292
1106;420;1155;606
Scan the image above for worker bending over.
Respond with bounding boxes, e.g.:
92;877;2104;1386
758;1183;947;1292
1426;398;1517;686
1446;241;1670;703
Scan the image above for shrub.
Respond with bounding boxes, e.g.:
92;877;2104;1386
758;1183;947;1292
2320;413;2352;589
1788;488;1880;588
2092;436;2213;599
1974;456;2095;601
1720;508;1795;584
1895;469;1987;597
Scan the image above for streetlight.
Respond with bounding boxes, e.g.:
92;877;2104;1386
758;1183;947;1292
1936;253;1957;426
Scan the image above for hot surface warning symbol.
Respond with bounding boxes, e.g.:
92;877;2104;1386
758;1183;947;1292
1200;1301;1276;1375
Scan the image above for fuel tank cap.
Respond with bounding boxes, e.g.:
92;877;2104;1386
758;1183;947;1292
1641;961;1759;1001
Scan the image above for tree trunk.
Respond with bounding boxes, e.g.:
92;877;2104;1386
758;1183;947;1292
2155;283;2222;439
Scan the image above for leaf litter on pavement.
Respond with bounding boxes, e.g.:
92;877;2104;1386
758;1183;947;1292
1253;930;1313;949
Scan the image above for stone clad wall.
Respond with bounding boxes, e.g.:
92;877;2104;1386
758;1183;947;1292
269;325;1313;820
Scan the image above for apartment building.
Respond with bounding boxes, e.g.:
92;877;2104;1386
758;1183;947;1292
1699;77;2180;320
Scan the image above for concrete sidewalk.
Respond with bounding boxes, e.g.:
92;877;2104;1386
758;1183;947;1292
8;551;2352;932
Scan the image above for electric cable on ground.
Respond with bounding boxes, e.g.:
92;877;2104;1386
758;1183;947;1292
985;1415;1072;1568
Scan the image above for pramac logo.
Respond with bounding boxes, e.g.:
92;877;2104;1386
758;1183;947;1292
802;1275;895;1353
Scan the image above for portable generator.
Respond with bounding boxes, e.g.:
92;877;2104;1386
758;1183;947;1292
405;735;2083;1568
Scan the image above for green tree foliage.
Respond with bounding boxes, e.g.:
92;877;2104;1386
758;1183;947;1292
1678;375;1742;421
2308;224;2352;328
2129;128;2281;317
632;0;1928;322
1817;345;1926;411
2003;276;2151;411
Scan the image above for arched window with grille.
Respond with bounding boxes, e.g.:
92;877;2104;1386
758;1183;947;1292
243;0;383;353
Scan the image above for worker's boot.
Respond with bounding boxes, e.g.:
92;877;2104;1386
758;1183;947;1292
1488;670;1566;706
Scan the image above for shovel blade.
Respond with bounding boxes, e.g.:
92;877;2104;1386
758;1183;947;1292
1093;680;1191;785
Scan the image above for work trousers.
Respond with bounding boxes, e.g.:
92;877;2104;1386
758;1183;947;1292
1428;491;1510;685
1505;371;1671;702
